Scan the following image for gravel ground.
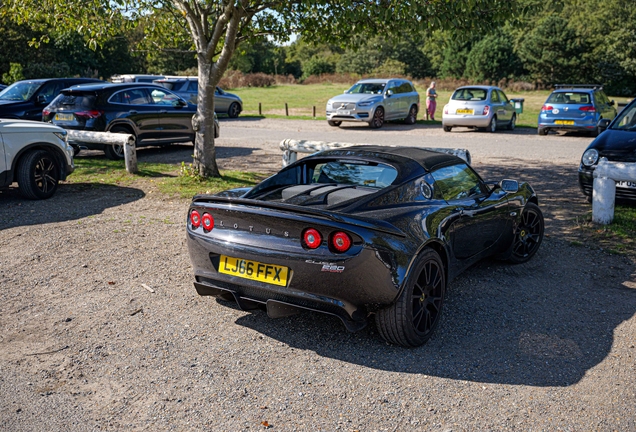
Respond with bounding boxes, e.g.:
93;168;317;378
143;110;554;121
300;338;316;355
1;119;635;431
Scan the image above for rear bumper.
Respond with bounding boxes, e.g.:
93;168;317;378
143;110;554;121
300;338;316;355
442;114;492;128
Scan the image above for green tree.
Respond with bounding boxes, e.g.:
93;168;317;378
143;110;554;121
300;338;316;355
5;0;523;178
465;31;521;82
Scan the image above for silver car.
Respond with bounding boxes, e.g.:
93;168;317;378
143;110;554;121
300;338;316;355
153;78;243;118
326;79;420;129
442;86;516;132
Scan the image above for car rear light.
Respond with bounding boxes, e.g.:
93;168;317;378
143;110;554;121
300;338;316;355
303;228;322;249
443;106;448;114
483;106;490;115
579;105;596;112
190;209;201;228
43;109;51;116
75;110;103;118
541;105;553;111
201;213;214;231
330;231;352;253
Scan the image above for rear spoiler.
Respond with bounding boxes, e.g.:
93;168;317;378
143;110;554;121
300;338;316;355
191;196;406;238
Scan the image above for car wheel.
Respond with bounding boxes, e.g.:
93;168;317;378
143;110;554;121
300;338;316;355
538;127;548;136
370;107;384;129
105;126;135;160
227;102;241;118
488;116;497;132
508;202;544;264
17;149;60;200
403;105;418;125
507;114;516;131
375;248;446;347
327;120;342;127
443;126;452;132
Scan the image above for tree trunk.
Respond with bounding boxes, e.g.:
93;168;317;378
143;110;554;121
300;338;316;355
193;59;221;178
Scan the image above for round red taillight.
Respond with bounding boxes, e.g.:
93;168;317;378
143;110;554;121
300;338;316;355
201;213;214;231
190;209;201;228
303;228;322;249
330;231;352;253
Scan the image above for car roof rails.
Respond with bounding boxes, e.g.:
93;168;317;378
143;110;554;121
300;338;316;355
554;84;603;90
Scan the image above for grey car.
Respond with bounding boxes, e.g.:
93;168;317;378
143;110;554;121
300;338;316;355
326;79;420;129
442;86;516;133
153;78;243;118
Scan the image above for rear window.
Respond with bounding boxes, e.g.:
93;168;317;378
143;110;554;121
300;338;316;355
311;161;397;188
451;88;487;101
546;92;591;104
50;93;96;109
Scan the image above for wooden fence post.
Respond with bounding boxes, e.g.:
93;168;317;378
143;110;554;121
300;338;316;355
258;102;262;116
313;106;316;118
285;103;289;116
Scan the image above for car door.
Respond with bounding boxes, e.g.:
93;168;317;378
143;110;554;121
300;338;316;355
489;89;506;126
214;87;230;113
430;163;510;262
110;87;162;143
148;87;194;142
384;81;401;120
498;90;514;123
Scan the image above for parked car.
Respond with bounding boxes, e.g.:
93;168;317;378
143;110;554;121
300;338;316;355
325;79;420;129
153;78;243;117
110;74;166;83
442;86;516;132
42;82;219;159
578;98;636;201
538;84;617;136
0;84;7;91
0;78;102;122
186;146;544;347
0;119;74;199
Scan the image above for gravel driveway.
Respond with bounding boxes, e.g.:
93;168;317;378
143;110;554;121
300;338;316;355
1;119;635;431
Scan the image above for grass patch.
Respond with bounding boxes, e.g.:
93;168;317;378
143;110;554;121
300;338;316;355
576;204;636;255
65;157;261;198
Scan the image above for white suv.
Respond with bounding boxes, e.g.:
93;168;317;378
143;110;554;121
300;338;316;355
0;119;74;199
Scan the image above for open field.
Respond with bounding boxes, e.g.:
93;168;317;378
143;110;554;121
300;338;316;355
229;84;631;128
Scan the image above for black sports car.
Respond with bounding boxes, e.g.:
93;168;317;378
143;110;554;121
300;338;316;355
186;146;544;347
578;98;636;201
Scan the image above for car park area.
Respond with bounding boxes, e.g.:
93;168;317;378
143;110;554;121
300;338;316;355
1;119;634;431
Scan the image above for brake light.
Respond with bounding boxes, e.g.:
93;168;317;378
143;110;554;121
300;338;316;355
330;231;352;253
75;110;103;119
43;109;51;116
541;105;553;111
483;106;490;115
201;213;214;231
579;105;596;112
303;228;322;249
443;106;448;115
190;209;201;228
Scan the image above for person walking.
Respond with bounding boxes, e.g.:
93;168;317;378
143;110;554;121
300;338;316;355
426;81;438;121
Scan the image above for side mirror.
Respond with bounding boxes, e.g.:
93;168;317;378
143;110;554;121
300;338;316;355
597;118;611;133
386;90;393;97
36;94;47;105
499;179;519;193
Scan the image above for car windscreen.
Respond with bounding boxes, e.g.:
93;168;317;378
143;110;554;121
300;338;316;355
347;83;386;95
49;92;97;109
451;88;488;101
0;81;42;101
311;161;397;188
611;103;636;131
546;92;591;104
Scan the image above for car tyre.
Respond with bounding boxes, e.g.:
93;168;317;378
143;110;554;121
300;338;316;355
443;125;452;132
375;248;446;347
105;126;135;160
403;105;418;125
227;102;241;118
17;149;60;200
327;120;342;127
508;202;544;264
488;116;497;133
538;127;548;136
370;107;384;129
507;114;516;131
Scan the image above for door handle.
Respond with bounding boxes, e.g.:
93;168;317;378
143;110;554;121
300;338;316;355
159;110;167;114
129;110;138;114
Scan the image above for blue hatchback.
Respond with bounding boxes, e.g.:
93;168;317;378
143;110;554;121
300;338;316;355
538;84;617;136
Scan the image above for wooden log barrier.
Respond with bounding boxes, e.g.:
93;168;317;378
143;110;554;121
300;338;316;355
66;130;137;173
592;157;636;224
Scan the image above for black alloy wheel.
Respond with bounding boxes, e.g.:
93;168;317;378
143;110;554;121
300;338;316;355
105;126;135;160
228;102;241;118
404;105;418;125
509;202;544;264
17;149;60;200
370;106;385;129
508;114;516;131
327;120;342;127
375;248;446;347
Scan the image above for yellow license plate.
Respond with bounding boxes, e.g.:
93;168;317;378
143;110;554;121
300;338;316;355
219;255;289;287
55;113;74;121
456;109;474;115
555;120;575;125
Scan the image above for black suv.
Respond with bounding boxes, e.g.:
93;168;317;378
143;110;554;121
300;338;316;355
42;82;218;159
0;78;103;121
